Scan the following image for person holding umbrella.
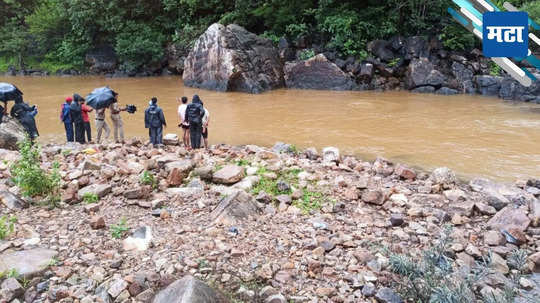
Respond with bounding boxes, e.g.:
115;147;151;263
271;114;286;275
144;97;166;147
0;82;23;124
86;86;117;144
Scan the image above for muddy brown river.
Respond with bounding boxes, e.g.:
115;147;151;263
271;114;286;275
1;76;539;182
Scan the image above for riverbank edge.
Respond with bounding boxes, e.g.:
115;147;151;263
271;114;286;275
0;136;539;302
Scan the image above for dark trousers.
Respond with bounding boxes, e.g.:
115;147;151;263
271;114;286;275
83;122;92;142
189;122;202;149
64;122;74;142
149;127;163;146
74;122;85;144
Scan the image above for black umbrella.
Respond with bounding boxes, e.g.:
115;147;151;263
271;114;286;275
86;86;116;109
0;82;23;102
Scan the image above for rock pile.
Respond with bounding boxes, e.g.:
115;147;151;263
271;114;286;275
0;139;539;302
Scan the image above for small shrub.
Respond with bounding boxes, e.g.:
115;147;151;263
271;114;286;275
10;138;61;206
140;170;157;189
0;215;16;240
82;193;99;204
299;49;315;60
489;61;502;76
389;226;528;303
110;218;129;239
387;58;400;67
235;159;251;167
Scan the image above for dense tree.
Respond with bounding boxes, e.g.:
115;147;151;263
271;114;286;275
1;0;539;73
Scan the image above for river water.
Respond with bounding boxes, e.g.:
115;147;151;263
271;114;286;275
1;76;539;182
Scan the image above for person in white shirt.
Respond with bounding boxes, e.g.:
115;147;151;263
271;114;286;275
177;96;190;149
201;103;210;149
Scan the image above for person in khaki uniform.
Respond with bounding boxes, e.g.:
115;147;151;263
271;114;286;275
110;95;126;143
95;106;110;143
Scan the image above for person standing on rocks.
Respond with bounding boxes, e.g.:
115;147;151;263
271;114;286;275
95;106;110;144
81;98;93;143
201;102;210;149
145;97;166;147
70;94;85;144
185;94;205;149
177;96;190;148
60;96;74;142
110;93;126;143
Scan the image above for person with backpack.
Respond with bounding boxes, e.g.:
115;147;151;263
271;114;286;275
60;97;74;142
185;94;205;149
144;97;166;147
70;94;85;144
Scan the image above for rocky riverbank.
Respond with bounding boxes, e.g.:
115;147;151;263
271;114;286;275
4;23;540;104
1;136;540;303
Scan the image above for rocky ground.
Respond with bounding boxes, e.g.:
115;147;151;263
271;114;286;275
1;136;540;303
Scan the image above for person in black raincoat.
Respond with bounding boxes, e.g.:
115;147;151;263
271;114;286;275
185;95;205;149
144;97;166;147
0;103;4;124
10;96;39;140
70;94;85;144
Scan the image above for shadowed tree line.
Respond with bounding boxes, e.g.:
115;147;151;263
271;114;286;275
0;0;537;74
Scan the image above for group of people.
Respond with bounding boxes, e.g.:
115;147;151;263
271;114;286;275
58;92;210;149
144;94;210;149
60;92;126;144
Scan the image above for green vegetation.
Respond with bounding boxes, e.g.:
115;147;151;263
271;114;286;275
489;61;503;76
234;159;251;167
140;170;157;189
298;49;315;60
10;138;61;207
82;193;99;204
110;218;129;239
0;269;20;280
389;226;532;303
294;190;324;213
0;215;17;240
6;0;539;72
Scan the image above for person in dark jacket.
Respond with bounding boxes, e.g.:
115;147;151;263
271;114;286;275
0;103;4;124
70;94;85;144
60;97;74;142
144;97;166;147
185;94;205;149
11;96;39;140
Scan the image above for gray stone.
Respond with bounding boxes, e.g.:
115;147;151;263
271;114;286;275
322;147;340;163
152;275;229;303
375;287;403;303
211;191;260;225
78;183;112;199
123;226;152;251
1;278;23;301
0;191;28;210
213;165;245;184
430;167;456;187
0;116;27;150
0;248;58;278
284;54;356;90
487;206;530;232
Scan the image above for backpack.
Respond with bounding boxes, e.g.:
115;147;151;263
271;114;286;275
186;103;202;124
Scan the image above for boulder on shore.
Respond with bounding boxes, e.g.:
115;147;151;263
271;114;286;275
183;23;284;94
283;54;356;90
0;116;27;150
153;275;229;303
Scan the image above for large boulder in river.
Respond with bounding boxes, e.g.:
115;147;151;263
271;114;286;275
0;116;27;150
153;275;229;303
183;23;284;93
284;54;356;90
406;58;445;89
